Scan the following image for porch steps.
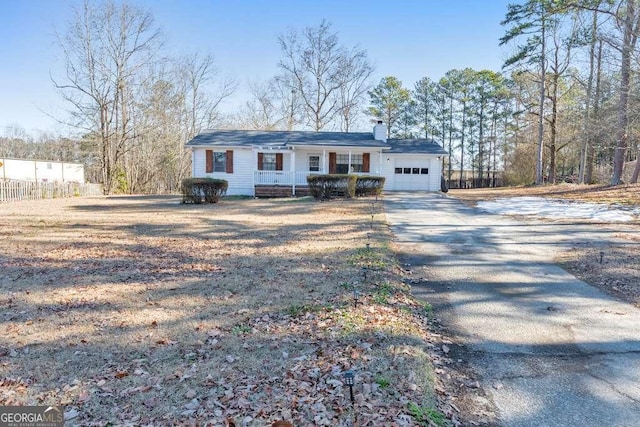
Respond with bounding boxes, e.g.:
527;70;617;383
254;185;310;198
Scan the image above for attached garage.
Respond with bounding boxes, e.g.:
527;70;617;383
382;139;448;192
392;159;431;191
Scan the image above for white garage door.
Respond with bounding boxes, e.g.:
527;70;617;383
393;160;431;191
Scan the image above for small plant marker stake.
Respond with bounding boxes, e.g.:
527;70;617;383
353;289;360;308
344;370;355;404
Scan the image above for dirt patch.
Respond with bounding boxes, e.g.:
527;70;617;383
0;195;476;426
449;185;640;308
558;243;640;308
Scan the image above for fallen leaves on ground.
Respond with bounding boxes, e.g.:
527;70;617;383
0;196;488;425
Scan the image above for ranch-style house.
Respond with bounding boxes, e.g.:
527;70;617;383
185;122;448;197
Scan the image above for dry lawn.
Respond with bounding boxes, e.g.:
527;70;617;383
0;195;463;426
449;182;640;206
449;184;640;307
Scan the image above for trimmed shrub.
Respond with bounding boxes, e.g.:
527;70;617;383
181;178;228;204
307;174;357;200
355;176;386;197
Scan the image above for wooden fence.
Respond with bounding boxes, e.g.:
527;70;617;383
0;180;103;202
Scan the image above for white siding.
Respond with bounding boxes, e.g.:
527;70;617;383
0;158;84;183
192;147;255;196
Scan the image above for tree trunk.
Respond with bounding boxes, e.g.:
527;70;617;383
580;10;597;184
478;100;485;186
631;157;640;183
587;41;603;184
536;11;546;186
459;100;467;189
448;95;453;182
612;0;636;185
548;71;559;184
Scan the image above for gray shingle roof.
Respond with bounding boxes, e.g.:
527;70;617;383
386;139;448;155
185;129;390;148
185;130;449;156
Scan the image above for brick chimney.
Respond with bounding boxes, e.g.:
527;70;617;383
373;120;387;142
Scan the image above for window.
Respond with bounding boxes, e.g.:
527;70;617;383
206;150;233;173
214;152;226;172
336;154;363;173
262;153;277;171
309;155;320;172
395;166;428;174
351;154;364;172
258;152;282;171
336;154;350;174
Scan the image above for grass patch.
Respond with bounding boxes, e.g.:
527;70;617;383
375;375;391;389
230;324;252;335
284;303;324;317
408;402;450;427
349;246;388;269
373;284;393;304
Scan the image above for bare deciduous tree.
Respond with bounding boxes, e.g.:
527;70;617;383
335;47;374;132
53;0;162;193
278;20;373;131
177;53;238;139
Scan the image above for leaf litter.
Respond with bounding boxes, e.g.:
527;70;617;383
0;195;492;425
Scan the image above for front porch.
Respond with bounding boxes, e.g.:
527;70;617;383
252;170;311;197
253;170;380;197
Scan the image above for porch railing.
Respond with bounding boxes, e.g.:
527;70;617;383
254;170;379;186
254;171;320;186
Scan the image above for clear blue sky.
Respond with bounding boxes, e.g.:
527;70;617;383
0;0;513;136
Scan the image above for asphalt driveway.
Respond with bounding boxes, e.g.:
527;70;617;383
384;192;640;427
